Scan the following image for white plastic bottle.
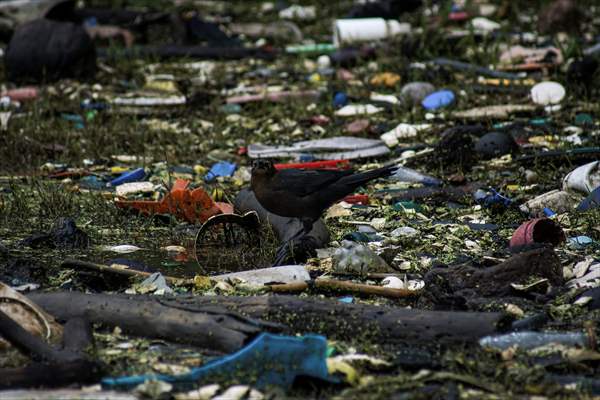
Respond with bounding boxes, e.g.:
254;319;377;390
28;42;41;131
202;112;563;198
333;18;411;46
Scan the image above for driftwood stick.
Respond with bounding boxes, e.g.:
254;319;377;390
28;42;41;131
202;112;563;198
62;259;191;285
269;279;418;299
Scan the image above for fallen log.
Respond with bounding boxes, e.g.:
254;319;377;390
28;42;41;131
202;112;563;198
0;313;101;389
27;291;282;353
61;317;94;357
0;302;100;388
0;360;103;389
29;292;511;345
0;308;67;362
172;295;511;344
424;247;563;298
0;389;136;400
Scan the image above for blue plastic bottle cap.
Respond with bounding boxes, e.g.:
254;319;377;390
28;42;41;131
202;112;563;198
421;90;455;110
333;92;348;108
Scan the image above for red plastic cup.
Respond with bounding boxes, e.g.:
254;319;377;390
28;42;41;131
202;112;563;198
509;218;565;247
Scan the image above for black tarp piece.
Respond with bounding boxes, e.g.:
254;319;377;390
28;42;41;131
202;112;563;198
5;18;96;83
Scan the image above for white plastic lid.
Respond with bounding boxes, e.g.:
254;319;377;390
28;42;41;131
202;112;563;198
387;20;411;36
531;81;566;105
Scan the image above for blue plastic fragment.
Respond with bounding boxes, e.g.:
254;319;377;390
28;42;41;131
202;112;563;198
61;113;85;129
474;188;512;207
108;168;146;187
101;333;335;390
298;154;316;162
338;296;354;304
79;175;105;190
421;90;455;110
568;236;594;249
529;118;549;126
204;161;237;182
333;92;348;108
221;104;242;114
81;100;109;111
343;232;383;243
84;17;98;27
543;207;556;217
577;186;600;212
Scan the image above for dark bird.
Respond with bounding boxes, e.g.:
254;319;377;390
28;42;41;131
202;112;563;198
251;159;397;264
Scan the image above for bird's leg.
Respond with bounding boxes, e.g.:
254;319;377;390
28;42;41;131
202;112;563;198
272;243;291;266
301;218;314;237
271;219;314;266
272;226;303;266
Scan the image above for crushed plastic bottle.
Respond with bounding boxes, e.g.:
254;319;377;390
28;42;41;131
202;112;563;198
333;18;411;46
479;331;590;351
390;166;441;186
333;240;391;275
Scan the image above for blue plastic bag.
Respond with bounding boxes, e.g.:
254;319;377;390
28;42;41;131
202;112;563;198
102;333;336;390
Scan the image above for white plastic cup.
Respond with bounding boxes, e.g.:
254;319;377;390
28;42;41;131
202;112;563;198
563;161;600;194
333;18;410;46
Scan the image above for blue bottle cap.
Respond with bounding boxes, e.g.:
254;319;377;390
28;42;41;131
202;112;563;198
421;90;455;110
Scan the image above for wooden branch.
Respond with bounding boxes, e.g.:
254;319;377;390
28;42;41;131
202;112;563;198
62;259;191;285
269;279;418;299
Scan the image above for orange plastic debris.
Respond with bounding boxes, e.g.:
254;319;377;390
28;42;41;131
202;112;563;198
114;178;232;223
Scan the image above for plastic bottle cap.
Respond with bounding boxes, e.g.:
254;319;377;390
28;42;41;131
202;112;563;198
317;55;331;69
387;20;411;36
333;92;349;108
531;81;565;105
471;17;500;32
421;90;455;110
400;81;435;104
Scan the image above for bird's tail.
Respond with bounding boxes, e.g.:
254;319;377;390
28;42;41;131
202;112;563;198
338;164;398;187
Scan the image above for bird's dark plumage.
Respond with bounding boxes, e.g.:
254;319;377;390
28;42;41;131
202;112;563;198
250;159;396;265
251;159;396;223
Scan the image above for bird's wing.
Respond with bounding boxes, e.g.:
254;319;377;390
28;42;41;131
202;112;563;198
269;169;353;197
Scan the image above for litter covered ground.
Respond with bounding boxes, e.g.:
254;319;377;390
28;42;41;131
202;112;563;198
1;0;600;399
